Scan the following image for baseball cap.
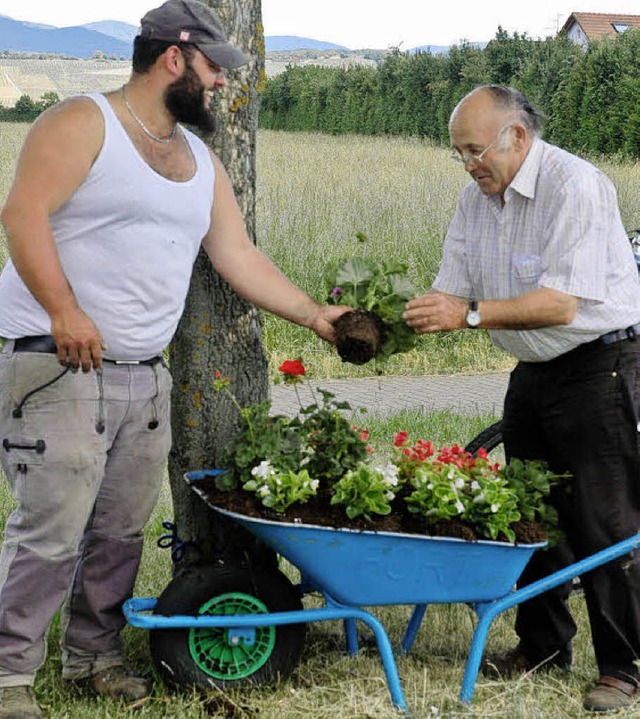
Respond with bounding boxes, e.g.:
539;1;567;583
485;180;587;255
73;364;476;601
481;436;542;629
139;0;249;69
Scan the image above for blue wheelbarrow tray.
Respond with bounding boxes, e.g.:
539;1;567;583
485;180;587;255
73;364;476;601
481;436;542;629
124;469;640;716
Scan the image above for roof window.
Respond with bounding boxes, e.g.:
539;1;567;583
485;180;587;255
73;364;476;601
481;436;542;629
611;22;629;33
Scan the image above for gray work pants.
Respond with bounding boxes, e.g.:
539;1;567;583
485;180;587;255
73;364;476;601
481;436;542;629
0;344;172;686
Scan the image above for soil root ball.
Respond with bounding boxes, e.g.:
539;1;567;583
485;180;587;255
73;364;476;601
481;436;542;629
333;309;386;365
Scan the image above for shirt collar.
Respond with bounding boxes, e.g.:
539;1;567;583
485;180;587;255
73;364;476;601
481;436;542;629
506;136;544;201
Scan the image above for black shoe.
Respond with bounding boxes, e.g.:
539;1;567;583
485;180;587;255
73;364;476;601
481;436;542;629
482;644;572;679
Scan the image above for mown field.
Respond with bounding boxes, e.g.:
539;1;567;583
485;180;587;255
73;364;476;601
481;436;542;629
2;125;640;718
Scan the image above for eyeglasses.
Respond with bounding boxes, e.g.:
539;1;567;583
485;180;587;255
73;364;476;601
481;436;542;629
450;125;512;165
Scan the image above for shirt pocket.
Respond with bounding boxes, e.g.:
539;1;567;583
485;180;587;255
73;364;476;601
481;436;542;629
512;253;542;289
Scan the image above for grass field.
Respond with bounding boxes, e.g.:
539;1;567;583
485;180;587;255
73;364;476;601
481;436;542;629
2;125;640;717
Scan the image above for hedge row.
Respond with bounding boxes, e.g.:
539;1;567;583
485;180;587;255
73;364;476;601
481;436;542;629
259;28;640;157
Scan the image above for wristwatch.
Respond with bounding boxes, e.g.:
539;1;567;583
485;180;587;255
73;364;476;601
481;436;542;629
466;299;481;328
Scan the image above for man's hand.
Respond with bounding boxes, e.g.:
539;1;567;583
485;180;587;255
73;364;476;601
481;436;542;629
309;305;352;344
403;292;467;333
51;309;105;372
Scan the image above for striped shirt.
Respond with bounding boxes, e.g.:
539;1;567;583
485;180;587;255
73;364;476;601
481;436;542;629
433;137;640;361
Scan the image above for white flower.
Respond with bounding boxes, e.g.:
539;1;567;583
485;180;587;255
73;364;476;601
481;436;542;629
385;491;395;501
427;483;434;490
300;455;310;466
310;479;320;491
447;468;455;480
471;480;480;491
455;499;465;514
381;461;399;486
454;477;465;489
258;484;270;496
491;503;499;513
275;477;282;485
251;460;273;479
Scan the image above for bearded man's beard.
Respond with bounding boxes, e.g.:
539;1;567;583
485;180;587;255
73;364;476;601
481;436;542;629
165;62;216;133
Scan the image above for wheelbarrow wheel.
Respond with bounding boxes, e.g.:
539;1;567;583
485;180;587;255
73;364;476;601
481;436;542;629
149;563;306;690
465;420;503;456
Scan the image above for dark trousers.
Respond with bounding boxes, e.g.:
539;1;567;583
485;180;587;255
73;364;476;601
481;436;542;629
503;337;640;680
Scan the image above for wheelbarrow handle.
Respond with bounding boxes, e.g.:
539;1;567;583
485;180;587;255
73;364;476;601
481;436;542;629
460;533;640;704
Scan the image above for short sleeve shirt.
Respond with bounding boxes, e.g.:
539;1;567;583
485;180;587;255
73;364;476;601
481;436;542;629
433;137;640;361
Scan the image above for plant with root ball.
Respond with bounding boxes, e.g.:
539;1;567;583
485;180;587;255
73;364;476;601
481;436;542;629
325;243;418;365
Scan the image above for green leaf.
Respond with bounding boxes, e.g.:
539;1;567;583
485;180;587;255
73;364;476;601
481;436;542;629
335;257;376;286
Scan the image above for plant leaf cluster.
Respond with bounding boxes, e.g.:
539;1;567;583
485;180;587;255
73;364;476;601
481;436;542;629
220;390;369;490
326;255;418;362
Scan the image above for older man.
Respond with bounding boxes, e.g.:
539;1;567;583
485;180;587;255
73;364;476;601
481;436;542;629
404;85;640;713
0;1;346;716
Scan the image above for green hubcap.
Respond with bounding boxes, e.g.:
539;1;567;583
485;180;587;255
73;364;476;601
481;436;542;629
188;592;276;680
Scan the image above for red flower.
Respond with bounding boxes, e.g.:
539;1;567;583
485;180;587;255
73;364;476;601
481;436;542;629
279;359;306;377
394;431;408;447
359;429;370;442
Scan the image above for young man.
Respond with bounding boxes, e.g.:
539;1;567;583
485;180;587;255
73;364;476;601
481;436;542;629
0;1;346;716
404;85;640;713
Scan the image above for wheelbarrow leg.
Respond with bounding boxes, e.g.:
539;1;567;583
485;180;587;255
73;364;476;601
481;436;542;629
400;604;428;655
343;618;359;655
351;608;408;713
459;600;502;703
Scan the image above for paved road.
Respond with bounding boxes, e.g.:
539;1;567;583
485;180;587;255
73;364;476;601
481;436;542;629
270;371;509;419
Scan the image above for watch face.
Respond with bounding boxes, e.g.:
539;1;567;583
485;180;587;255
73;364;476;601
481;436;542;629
467;310;481;327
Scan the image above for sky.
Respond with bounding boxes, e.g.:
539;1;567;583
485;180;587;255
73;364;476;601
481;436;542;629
0;0;639;49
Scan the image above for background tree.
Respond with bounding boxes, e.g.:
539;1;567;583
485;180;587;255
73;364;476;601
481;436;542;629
168;0;270;570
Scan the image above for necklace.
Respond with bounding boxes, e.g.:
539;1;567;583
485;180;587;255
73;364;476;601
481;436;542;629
121;85;177;144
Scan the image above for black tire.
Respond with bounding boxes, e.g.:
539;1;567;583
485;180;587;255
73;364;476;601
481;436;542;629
149;563;306;691
464;420;504;456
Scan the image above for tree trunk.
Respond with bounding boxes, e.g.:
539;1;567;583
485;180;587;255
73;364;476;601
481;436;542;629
167;0;268;570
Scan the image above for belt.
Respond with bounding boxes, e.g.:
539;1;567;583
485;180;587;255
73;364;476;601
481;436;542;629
598;324;640;345
12;335;162;366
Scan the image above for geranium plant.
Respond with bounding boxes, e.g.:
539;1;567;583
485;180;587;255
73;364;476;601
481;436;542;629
394;434;570;543
324;234;418;365
214;360;370;493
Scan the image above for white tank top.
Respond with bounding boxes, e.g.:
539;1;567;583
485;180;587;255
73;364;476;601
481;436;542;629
0;93;215;360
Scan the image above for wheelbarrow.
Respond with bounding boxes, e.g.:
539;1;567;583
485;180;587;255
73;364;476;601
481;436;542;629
123;469;640;715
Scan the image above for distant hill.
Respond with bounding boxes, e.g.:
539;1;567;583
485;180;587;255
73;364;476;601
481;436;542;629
0;13;463;77
0;15;131;58
84;21;139;46
266;36;349;52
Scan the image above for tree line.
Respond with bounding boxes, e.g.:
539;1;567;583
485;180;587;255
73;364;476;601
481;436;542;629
0;92;60;122
259;28;640;158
